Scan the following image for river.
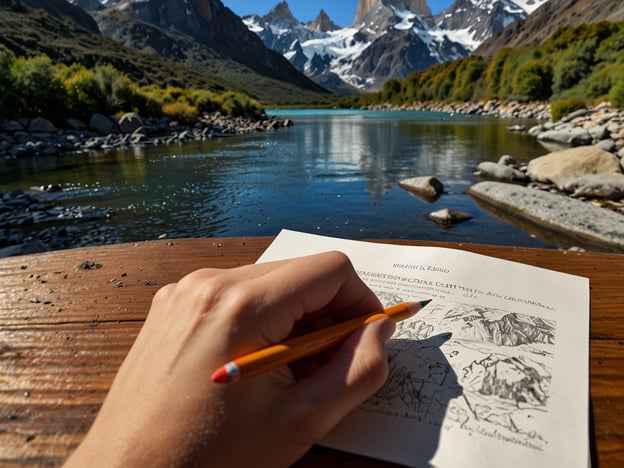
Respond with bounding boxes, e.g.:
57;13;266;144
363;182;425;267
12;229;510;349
0;109;556;250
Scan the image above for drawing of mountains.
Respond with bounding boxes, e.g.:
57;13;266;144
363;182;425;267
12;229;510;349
464;354;550;406
444;308;555;347
475;313;555;347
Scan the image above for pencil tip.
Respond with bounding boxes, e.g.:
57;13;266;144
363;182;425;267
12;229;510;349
403;300;431;318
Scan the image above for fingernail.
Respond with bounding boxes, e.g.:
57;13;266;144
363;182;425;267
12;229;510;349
379;318;396;343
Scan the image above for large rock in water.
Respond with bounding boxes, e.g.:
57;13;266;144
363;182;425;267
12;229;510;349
428;208;473;225
467;181;624;251
399;176;443;200
527;146;621;190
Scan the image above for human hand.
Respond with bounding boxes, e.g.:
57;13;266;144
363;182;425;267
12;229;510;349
64;251;395;467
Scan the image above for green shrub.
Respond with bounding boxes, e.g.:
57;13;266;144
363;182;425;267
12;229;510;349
512;60;552;101
586;65;613;98
381;79;402;104
161;86;187;104
485;48;513;99
595;25;624;63
0;47;16;118
609;80;624;108
59;64;100;120
449;58;487;101
11;55;67;121
551;97;587;121
92;64;137;114
189;89;219;113
216;91;262;117
162;101;199;124
552;51;592;95
133;88;163;117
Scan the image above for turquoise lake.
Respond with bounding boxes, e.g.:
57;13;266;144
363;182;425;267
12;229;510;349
1;109;560;249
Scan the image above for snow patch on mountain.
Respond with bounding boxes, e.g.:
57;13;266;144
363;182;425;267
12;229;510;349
243;0;551;93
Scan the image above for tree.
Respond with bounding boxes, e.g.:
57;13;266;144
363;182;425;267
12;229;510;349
59;64;100;120
11;55;67;121
609;80;624;108
381;79;402;104
92;64;137;115
451;58;487;101
512;60;553;101
0;48;16;118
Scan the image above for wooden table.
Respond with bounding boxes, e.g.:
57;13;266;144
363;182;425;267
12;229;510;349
0;237;622;467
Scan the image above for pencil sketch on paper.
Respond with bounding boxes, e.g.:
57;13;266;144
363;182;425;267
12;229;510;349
362;293;557;450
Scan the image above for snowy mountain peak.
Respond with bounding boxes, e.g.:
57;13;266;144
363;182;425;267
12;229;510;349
242;0;552;94
436;0;549;49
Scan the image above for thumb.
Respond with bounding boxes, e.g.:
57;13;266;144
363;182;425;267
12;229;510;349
289;318;395;440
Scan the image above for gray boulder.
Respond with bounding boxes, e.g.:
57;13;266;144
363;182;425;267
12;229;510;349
596;139;616;153
67;118;87;130
119;112;143;133
1;120;23;132
428;208;473;225
467;181;624;251
537;123;593;147
475;161;528;182
588;125;609;141
399;176;444;200
89;113;118;135
528;124;546;136
561;108;589;122
28;117;56;133
564;173;624;199
527;146;621;189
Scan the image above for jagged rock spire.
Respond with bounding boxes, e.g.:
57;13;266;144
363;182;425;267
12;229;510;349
354;0;431;24
307;9;340;32
262;1;298;23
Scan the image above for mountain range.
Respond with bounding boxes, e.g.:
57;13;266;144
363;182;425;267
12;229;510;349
243;0;551;93
2;0;624;103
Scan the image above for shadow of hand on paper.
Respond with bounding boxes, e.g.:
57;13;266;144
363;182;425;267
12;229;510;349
317;332;462;467
369;332;463;467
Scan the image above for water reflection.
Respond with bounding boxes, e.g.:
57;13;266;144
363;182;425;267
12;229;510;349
1;110;555;250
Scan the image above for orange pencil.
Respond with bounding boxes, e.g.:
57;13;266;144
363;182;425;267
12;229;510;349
211;299;431;384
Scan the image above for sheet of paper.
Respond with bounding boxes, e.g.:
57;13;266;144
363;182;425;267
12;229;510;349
257;230;590;468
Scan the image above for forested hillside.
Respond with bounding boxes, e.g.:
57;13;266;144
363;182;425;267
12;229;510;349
0;0;334;106
344;21;624;110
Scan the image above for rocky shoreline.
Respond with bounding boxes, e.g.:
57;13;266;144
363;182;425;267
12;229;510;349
0;111;292;159
395;101;624;251
365;99;553;120
0;187;120;258
0;111;292;257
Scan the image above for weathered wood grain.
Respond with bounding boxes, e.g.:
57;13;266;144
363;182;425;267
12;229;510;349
0;238;622;466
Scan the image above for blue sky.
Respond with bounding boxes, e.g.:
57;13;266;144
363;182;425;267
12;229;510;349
222;1;455;27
